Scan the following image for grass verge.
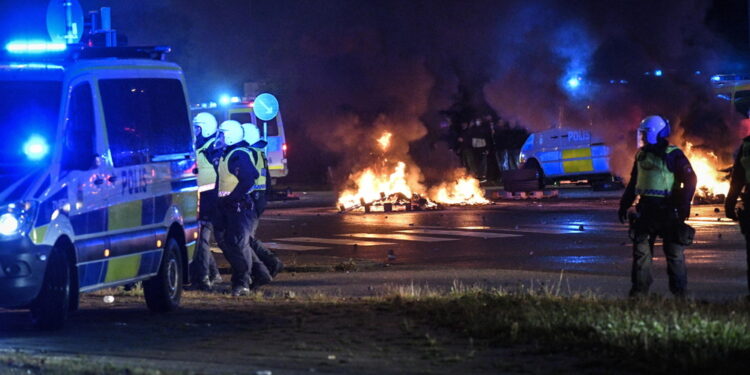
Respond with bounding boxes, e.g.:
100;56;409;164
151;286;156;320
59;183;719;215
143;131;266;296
386;286;750;373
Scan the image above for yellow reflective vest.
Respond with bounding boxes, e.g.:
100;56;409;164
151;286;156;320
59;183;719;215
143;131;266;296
635;145;678;198
217;147;267;198
196;138;217;189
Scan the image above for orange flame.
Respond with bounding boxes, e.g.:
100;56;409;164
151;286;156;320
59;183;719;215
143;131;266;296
337;132;489;210
683;141;729;197
376;132;392;152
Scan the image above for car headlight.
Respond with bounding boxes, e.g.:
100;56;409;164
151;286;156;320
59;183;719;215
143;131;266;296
0;201;38;240
0;213;19;236
518;152;527;165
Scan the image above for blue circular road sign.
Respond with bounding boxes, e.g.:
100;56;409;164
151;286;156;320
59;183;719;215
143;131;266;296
254;93;279;121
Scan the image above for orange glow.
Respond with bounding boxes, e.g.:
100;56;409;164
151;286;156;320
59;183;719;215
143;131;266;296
683;141;729;197
429;175;490;205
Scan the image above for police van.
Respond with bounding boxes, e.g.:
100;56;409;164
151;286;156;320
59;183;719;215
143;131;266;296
0;5;198;329
518;127;615;189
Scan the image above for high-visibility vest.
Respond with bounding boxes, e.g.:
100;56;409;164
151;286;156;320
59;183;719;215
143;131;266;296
740;141;750;184
217;147;267;197
196;138;217;189
635;145;678;198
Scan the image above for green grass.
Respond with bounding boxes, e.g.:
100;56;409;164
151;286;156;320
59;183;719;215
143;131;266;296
386;287;750;373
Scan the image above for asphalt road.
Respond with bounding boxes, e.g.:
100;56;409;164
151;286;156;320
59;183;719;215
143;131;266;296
258;189;748;301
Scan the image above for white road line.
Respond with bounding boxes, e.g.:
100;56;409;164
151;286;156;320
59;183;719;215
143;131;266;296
263;242;329;251
337;233;458;242
397;229;522;238
272;237;395;246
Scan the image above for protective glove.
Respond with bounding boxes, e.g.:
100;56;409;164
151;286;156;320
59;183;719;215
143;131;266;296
726;203;738;221
618;206;628;224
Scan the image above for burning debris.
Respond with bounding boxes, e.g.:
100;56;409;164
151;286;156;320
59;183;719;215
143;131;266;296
682;141;731;204
337;132;490;213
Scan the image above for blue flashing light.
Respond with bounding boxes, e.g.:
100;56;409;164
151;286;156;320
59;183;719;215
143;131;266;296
654;69;663;77
566;76;581;89
23;135;49;161
208;101;218;108
219;95;231;106
6;41;67;54
230;96;241;103
695;70;702;75
711;75;721;82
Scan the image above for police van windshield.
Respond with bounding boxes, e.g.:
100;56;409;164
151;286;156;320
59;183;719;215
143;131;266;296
0;80;61;175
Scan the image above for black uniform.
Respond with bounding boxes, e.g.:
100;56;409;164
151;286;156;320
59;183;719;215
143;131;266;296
724;136;750;293
619;140;697;297
214;141;257;290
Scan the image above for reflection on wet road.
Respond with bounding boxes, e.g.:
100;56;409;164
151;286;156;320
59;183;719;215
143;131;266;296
258;202;746;284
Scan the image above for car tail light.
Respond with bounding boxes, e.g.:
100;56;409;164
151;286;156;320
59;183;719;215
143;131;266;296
282;143;287;158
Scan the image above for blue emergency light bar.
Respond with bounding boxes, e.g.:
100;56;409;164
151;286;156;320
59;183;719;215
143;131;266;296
5;41;67;54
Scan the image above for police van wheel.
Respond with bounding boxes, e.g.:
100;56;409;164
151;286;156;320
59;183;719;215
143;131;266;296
143;238;183;313
523;159;545;190
30;247;71;330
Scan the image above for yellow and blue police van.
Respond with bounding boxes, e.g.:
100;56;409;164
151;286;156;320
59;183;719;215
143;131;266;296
518;127;616;189
0;11;198;329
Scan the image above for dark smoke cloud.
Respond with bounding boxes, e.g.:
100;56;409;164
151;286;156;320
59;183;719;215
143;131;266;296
13;1;747;184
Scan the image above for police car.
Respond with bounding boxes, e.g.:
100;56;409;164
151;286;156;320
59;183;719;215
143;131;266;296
518;127;615;189
0;5;198;329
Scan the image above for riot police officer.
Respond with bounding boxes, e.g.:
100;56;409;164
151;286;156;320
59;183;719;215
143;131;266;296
241;123;284;287
618;115;697;298
189;112;222;291
213;120;258;296
724;135;750;296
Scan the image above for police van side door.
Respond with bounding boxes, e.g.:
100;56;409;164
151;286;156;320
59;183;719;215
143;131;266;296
58;78;114;291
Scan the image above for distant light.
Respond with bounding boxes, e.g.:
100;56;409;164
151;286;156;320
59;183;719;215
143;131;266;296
219;95;231;106
654;69;663;77
620;79;628;84
23;135;50;160
6;41;67;54
230;96;241;103
208;101;218;108
609;79;615;84
711;75;721;82
695;70;702;75
566;77;581;89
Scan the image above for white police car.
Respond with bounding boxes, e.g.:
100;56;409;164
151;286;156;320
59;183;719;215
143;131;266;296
0;5;198;329
518;127;615;189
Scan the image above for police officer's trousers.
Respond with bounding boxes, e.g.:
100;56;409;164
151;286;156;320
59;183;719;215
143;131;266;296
214;203;254;288
190;219;221;284
247;210;284;286
631;211;687;296
743;235;750;292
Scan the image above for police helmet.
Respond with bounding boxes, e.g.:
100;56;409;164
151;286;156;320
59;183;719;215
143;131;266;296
638;115;670;145
193;112;218;138
218;120;244;146
241;123;261;146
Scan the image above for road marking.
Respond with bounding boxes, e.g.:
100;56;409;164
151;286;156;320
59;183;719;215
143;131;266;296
397;229;522;238
272;237;395;246
261;217;292;222
337;233;458;242
263;242;329;251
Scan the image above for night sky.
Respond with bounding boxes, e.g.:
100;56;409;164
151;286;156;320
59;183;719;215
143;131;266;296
2;0;749;184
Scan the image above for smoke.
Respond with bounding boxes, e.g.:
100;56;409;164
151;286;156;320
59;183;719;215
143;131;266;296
482;0;744;179
60;1;749;185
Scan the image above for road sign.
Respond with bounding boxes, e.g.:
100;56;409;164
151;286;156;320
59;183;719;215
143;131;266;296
254;93;279;121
